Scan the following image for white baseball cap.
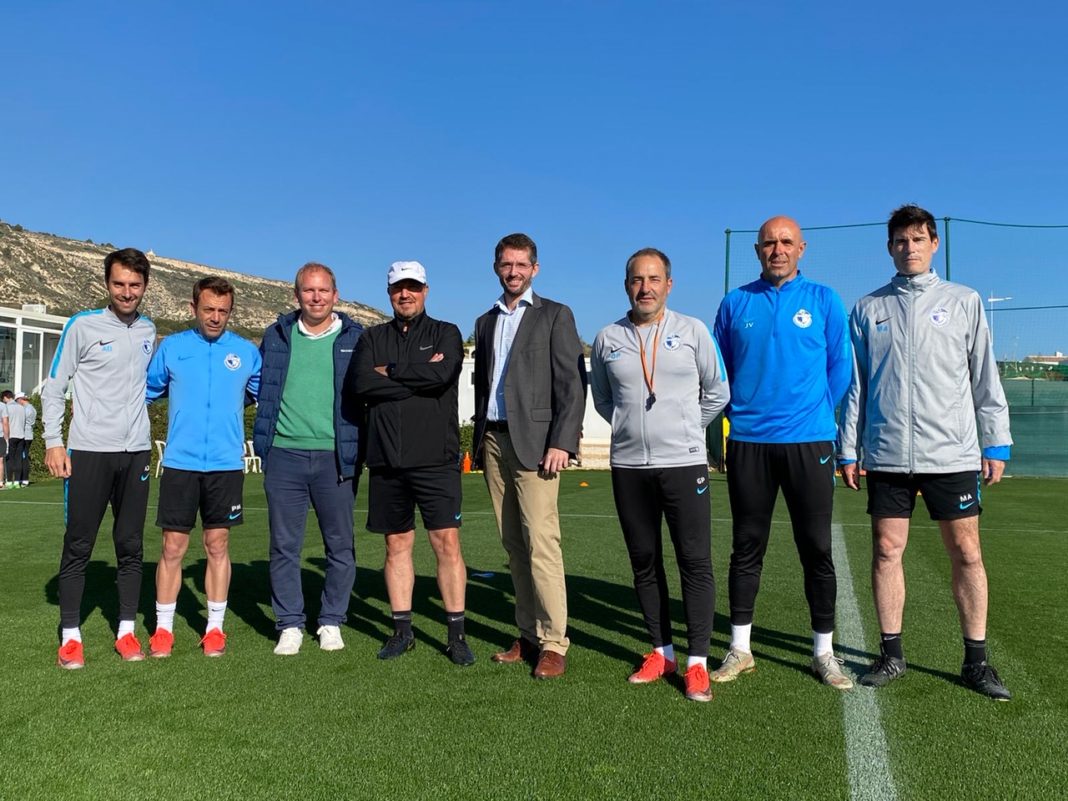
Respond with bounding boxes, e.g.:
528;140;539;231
387;261;427;286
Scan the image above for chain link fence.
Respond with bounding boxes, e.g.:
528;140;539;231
723;217;1068;476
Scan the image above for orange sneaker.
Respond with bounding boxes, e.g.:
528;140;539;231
200;628;227;657
149;629;174;658
57;639;85;669
115;632;145;662
684;663;713;702
628;652;678;684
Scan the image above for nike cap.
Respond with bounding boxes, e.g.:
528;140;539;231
387;261;427;286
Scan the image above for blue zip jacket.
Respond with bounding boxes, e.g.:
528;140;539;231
253;310;364;478
147;328;262;472
713;272;852;443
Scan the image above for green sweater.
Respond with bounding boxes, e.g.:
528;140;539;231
274;327;340;451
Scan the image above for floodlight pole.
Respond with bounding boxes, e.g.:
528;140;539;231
987;294;1013;356
942;216;952;280
724;229;732;296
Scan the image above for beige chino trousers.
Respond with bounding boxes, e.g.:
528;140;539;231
481;430;569;655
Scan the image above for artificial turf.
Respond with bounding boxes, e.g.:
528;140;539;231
1;472;1064;800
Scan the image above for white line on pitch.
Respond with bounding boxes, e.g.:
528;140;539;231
832;522;899;801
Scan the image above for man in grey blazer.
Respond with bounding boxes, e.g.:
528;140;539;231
473;232;587;679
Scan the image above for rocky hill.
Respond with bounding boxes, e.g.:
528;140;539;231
0;219;388;334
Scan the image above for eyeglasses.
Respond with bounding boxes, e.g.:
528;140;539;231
496;261;533;270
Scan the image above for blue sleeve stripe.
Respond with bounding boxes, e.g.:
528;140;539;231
49;310;101;379
983;445;1011;461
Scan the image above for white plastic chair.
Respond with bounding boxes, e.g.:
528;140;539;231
154;440;166;478
243;440;261;474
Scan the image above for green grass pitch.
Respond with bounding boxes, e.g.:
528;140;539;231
1;472;1064;800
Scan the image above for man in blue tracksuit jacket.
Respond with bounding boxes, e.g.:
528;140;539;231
145;277;261;658
253;262;364;655
712;215;854;690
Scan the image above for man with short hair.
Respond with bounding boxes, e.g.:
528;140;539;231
254;262;364;655
591;248;730;702
1;390;23;489
146;277;261;658
351;260;474;666
712;216;855;690
473;232;587;679
839;204;1013;700
16;392;36;486
43;248;156;668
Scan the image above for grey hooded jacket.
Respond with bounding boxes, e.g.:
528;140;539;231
42;307;156;452
838;270;1011;473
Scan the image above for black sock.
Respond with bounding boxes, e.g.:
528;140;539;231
446;610;466;641
880;633;904;660
392;611;413;639
964;638;987;665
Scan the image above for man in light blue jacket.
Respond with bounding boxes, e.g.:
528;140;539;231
146;277;261;658
839;204;1013;700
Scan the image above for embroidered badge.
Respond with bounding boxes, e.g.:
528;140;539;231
930;307;950;327
224;353;242;371
663;334;682;351
793;309;813;329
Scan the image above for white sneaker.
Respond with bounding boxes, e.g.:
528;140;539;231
812;651;854;690
317;625;344;651
274;627;303;655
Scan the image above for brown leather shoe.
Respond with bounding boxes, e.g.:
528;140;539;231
533;650;567;679
492;638;538;664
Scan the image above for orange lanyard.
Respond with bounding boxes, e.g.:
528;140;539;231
634;317;662;409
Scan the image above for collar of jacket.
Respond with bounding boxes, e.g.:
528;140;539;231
891;270;940;292
491;291;541;314
757;271;808;293
390;311;426;333
274;308;356;342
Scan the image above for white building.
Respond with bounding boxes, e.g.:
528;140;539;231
0;305;66;396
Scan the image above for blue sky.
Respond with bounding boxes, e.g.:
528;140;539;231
2;2;1066;356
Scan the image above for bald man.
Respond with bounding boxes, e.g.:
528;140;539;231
711;216;854;689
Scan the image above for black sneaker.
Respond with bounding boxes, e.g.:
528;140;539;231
961;661;1012;701
377;633;415;660
859;653;907;687
446;637;476;667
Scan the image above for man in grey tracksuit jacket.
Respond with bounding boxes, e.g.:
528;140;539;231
838;204;1013;700
43;248;156;668
590;247;730;701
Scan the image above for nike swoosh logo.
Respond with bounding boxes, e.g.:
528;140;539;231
228;512;242;520
876;317;891;325
98;339;115;346
454;513;462;520
420;345;433;351
610;346;623;353
697;486;708;495
140;473;149;481
177;353;195;360
959;501;975;510
819;455;832;464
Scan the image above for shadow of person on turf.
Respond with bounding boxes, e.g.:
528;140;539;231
44;559;127;636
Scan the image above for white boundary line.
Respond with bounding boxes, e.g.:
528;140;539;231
832;522;899;801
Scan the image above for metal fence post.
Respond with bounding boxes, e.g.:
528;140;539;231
942;216;952;280
724;228;732;295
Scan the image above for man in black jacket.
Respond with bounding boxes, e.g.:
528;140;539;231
351;261;474;666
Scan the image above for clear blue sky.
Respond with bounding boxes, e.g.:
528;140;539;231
3;2;1066;356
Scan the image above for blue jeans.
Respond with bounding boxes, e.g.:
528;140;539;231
265;448;357;630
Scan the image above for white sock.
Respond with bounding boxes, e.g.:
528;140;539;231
61;627;82;644
117;620;135;638
155;602;177;632
206;600;227;632
730;623;753;653
813;630;834;657
654;644;675;662
687;655;708;669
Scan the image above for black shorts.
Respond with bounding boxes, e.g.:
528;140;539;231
866;471;982;521
156;468;245;531
367;464;462;534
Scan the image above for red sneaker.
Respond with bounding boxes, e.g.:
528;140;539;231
114;632;145;662
149;629;174;658
57;639;85;670
628;652;678;684
684;663;713;702
200;628;227;657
